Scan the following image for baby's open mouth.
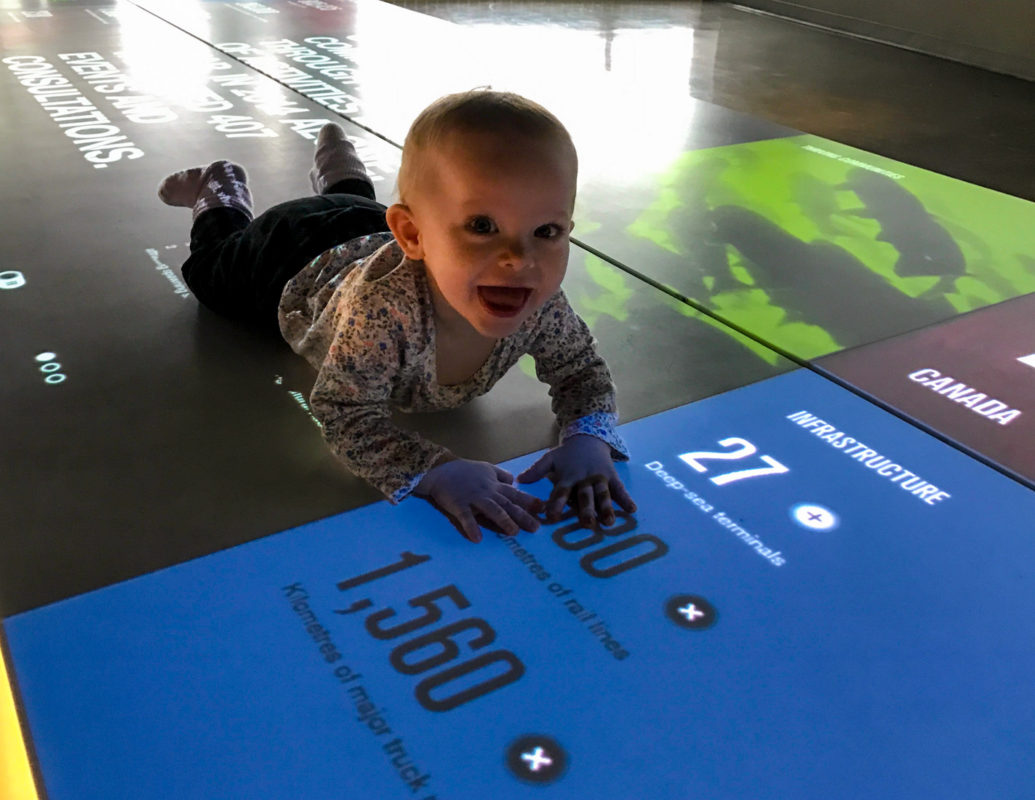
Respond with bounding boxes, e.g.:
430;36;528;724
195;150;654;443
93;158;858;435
477;286;532;317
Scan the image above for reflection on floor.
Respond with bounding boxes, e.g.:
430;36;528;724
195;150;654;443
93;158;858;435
389;0;1035;201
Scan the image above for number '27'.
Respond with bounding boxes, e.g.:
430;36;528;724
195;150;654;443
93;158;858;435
678;437;789;486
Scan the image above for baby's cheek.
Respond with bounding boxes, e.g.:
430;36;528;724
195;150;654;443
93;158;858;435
545;256;568;289
445;246;486;278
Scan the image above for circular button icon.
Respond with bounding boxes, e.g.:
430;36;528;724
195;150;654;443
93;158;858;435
0;270;26;290
665;594;717;630
790;503;839;532
506;734;567;784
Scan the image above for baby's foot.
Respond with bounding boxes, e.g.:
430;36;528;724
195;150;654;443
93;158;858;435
309;122;374;195
157;166;206;207
159;160;253;221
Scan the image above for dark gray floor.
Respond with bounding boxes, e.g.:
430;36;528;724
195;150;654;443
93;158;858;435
389;0;1035;202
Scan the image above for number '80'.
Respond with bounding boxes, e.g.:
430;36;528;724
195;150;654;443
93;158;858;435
552;512;668;578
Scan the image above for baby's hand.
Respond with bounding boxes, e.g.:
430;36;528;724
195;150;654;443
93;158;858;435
517;435;636;527
414;458;544;543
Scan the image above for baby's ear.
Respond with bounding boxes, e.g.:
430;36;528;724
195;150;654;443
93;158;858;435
386;203;424;260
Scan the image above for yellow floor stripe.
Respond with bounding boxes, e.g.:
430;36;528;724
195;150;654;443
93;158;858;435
0;645;39;800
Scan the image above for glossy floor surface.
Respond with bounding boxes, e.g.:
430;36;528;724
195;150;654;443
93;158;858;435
389;0;1035;202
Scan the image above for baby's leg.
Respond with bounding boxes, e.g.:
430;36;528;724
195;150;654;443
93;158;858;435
158;159;271;325
158;155;388;332
309;123;376;200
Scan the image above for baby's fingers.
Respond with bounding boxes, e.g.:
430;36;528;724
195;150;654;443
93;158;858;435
609;477;637;514
500;497;541;534
517;452;553;484
453;507;484;544
544;482;573;522
592;480;617;526
575;477;616;526
500;485;545;519
473;498;521;538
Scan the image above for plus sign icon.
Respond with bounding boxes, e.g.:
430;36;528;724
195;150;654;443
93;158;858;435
505;734;567;784
665;594;717;630
790;503;839;531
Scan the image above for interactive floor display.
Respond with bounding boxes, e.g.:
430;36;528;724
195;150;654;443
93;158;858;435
7;369;1035;799
2;1;1034;798
578;134;1035;358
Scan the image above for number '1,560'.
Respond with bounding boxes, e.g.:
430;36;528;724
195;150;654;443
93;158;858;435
370;584;525;713
336;556;527;714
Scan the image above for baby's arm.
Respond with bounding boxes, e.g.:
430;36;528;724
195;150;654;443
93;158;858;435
311;368;447;501
315;379;543;540
517;292;637;525
308;289;542;542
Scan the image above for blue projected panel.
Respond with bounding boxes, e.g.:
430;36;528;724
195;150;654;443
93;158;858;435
6;369;1035;799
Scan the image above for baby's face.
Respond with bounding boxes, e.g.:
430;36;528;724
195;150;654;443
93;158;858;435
409;132;576;339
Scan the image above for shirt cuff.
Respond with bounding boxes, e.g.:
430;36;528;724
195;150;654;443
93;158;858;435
561;412;630;460
389;473;425;504
386;447;453;504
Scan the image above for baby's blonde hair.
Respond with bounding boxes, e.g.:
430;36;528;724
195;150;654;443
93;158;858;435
397;89;577;205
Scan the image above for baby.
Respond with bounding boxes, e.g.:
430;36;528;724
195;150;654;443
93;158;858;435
159;90;635;542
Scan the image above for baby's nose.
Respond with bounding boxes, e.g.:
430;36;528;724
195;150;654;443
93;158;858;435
499;239;533;269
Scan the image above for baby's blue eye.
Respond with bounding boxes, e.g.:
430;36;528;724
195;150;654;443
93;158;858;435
467;216;497;235
535;224;564;239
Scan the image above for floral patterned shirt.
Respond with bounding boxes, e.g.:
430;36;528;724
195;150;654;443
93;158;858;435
279;233;628;501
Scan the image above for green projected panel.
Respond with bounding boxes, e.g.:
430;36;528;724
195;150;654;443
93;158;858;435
578;135;1035;359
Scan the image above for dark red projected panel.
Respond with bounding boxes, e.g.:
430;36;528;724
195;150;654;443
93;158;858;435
817;293;1035;485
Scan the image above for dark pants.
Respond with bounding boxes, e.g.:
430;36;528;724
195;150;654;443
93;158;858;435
182;179;390;333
